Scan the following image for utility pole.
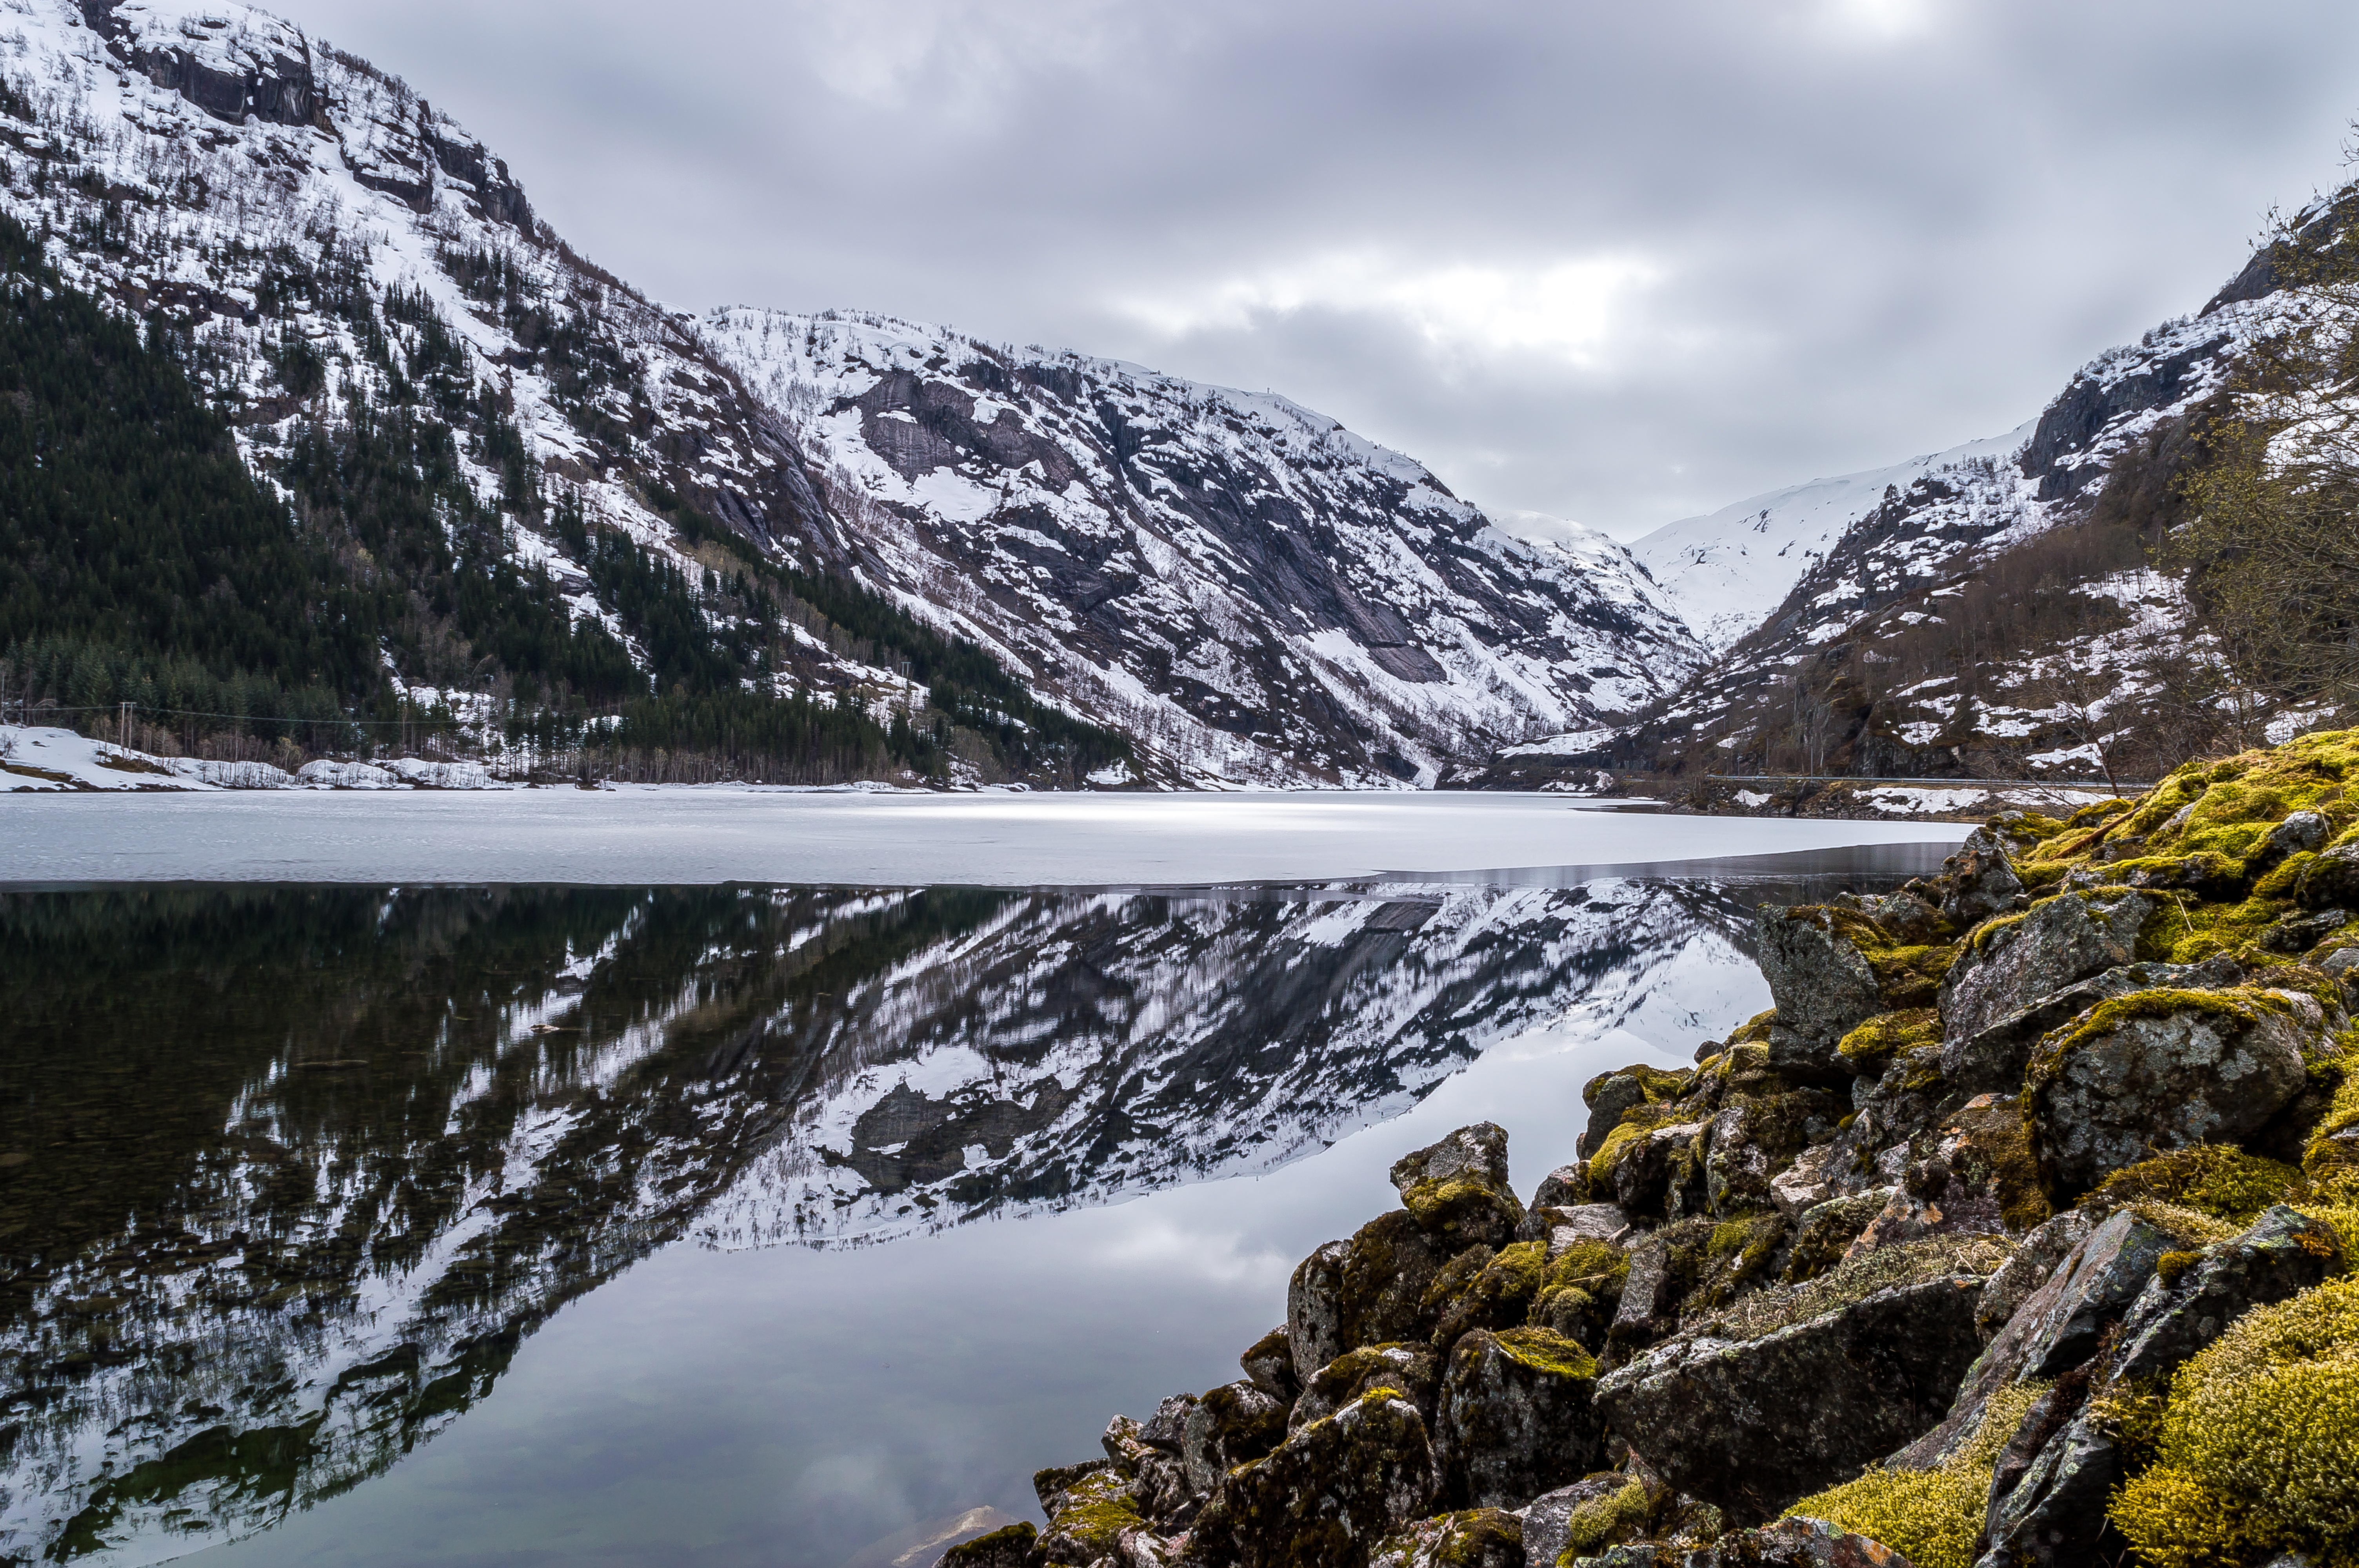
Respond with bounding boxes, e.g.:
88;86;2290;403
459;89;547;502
120;700;133;753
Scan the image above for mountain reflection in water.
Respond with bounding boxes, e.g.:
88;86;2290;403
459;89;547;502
0;876;1852;1563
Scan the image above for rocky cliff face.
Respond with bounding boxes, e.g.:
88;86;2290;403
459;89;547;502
704;310;1704;786
1029;730;2359;1568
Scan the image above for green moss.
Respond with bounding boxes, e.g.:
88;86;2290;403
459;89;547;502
2088;1146;2305;1227
1488;1325;1596;1379
1785;1379;2050;1568
941;1524;1038;1565
2068;798;2140;828
2109;1278;2359;1568
1545;1239;1629;1291
1558;1478;1652;1564
1044;1468;1143;1554
1837;1008;1941;1071
2155;1250;2202;1286
1728;1009;1778;1045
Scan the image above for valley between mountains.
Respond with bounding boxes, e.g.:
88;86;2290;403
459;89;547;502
5;0;2349;800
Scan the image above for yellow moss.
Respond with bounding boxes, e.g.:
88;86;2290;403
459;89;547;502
2029;987;2295;1091
2088;1146;2304;1227
1785;1380;2048;1568
1837;1008;1941;1071
1490;1325;1597;1380
2067;798;2140;828
1545;1239;1628;1291
2110;1278;2359;1568
1046;1469;1144;1553
1558;1477;1652;1564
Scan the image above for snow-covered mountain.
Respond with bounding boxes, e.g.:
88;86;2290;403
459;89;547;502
0;0;1703;788
1587;217;2329;780
1631;425;2035;653
703;310;1705;785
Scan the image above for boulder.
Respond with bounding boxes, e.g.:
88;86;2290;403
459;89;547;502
1434;1327;1606;1510
1605;1122;1707;1217
1754;907;1889;1060
1517;1474;1654;1565
1702;1088;1846;1215
1183;1381;1290;1495
2263;808;2332;864
1768;1145;1843;1220
1781;1190;1892;1283
1886;1209;2167;1469
1190;1388;1439;1568
1977;1411;2118;1568
1430;1242;1550;1352
1595;1265;1989;1519
1532;1164;1591;1210
1291;1344;1444;1432
1548;1206;1630;1251
2026;989;2316;1195
1938;889;2154;1044
1038;1467;1147;1566
1392;1123;1525;1248
2294;841;2359;909
1939;827;2027;925
1971;1209;2092;1340
1289;1212;1457;1381
2108;1203;2345;1385
1140;1393;1198;1451
1034;1458;1114;1512
1241;1326;1300;1403
940;1522;1039;1568
1939;956;2245;1094
1578;1517;1914;1568
1607;1228;1691;1347
1365;1508;1525;1568
1579;1070;1692;1161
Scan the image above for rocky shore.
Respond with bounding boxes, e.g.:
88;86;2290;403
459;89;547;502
958;730;2359;1568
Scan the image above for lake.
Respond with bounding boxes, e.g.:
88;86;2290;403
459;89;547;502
0;797;1962;1566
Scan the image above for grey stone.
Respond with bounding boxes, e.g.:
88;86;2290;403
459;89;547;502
1366;1508;1525;1568
2110;1204;2345;1385
1595;1273;1988;1519
1291;1343;1444;1433
1754;906;1887;1062
2029;992;2315;1194
1609;1122;1705;1216
1183;1381;1289;1495
1288;1212;1456;1383
1393;1123;1525;1248
2297;843;2359;909
1518;1475;1643;1568
1768;1144;1843;1219
1940;958;2242;1094
1532;1164;1590;1211
1607;1230;1685;1348
1888;1209;2164;1469
1140;1393;1198;1451
1973;1210;2093;1341
1939;827;2026;925
1938;890;2154;1044
1240;1326;1300;1403
1976;1414;2117;1568
1546;1207;1630;1254
1587;1517;1916;1567
2265;809;2332;863
1192;1389;1438;1568
1435;1328;1605;1510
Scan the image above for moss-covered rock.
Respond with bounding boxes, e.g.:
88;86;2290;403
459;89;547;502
1522;1472;1658;1566
1392;1123;1526;1249
1576;1516;1915;1567
1192;1388;1439;1568
2108;1277;2359;1568
1292;1344;1444;1433
1579;1066;1696;1162
1241;1325;1301;1403
1038;1467;1145;1565
2086;1144;2304;1228
1289;1211;1458;1381
1430;1241;1550;1353
939;1521;1039;1568
2026;987;2322;1197
1938;887;2157;1044
1364;1508;1525;1568
1754;904;1945;1074
1783;1379;2047;1568
1434;1327;1604;1510
1183;1380;1290;1495
1595;1236;2006;1519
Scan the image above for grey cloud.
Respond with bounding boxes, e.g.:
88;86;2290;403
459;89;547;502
285;0;2359;534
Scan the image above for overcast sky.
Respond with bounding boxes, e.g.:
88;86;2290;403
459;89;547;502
282;0;2359;539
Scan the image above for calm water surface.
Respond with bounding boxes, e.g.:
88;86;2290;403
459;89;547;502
0;841;1953;1566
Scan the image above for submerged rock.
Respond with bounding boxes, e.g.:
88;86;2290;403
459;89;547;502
1434;1327;1605;1510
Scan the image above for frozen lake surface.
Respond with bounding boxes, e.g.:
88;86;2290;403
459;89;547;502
0;789;1964;886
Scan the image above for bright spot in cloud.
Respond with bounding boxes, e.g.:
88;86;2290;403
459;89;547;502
1115;252;1658;367
1820;0;1940;42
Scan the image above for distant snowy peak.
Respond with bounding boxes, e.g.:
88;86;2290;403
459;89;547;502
1632;425;2036;652
703;308;1706;786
